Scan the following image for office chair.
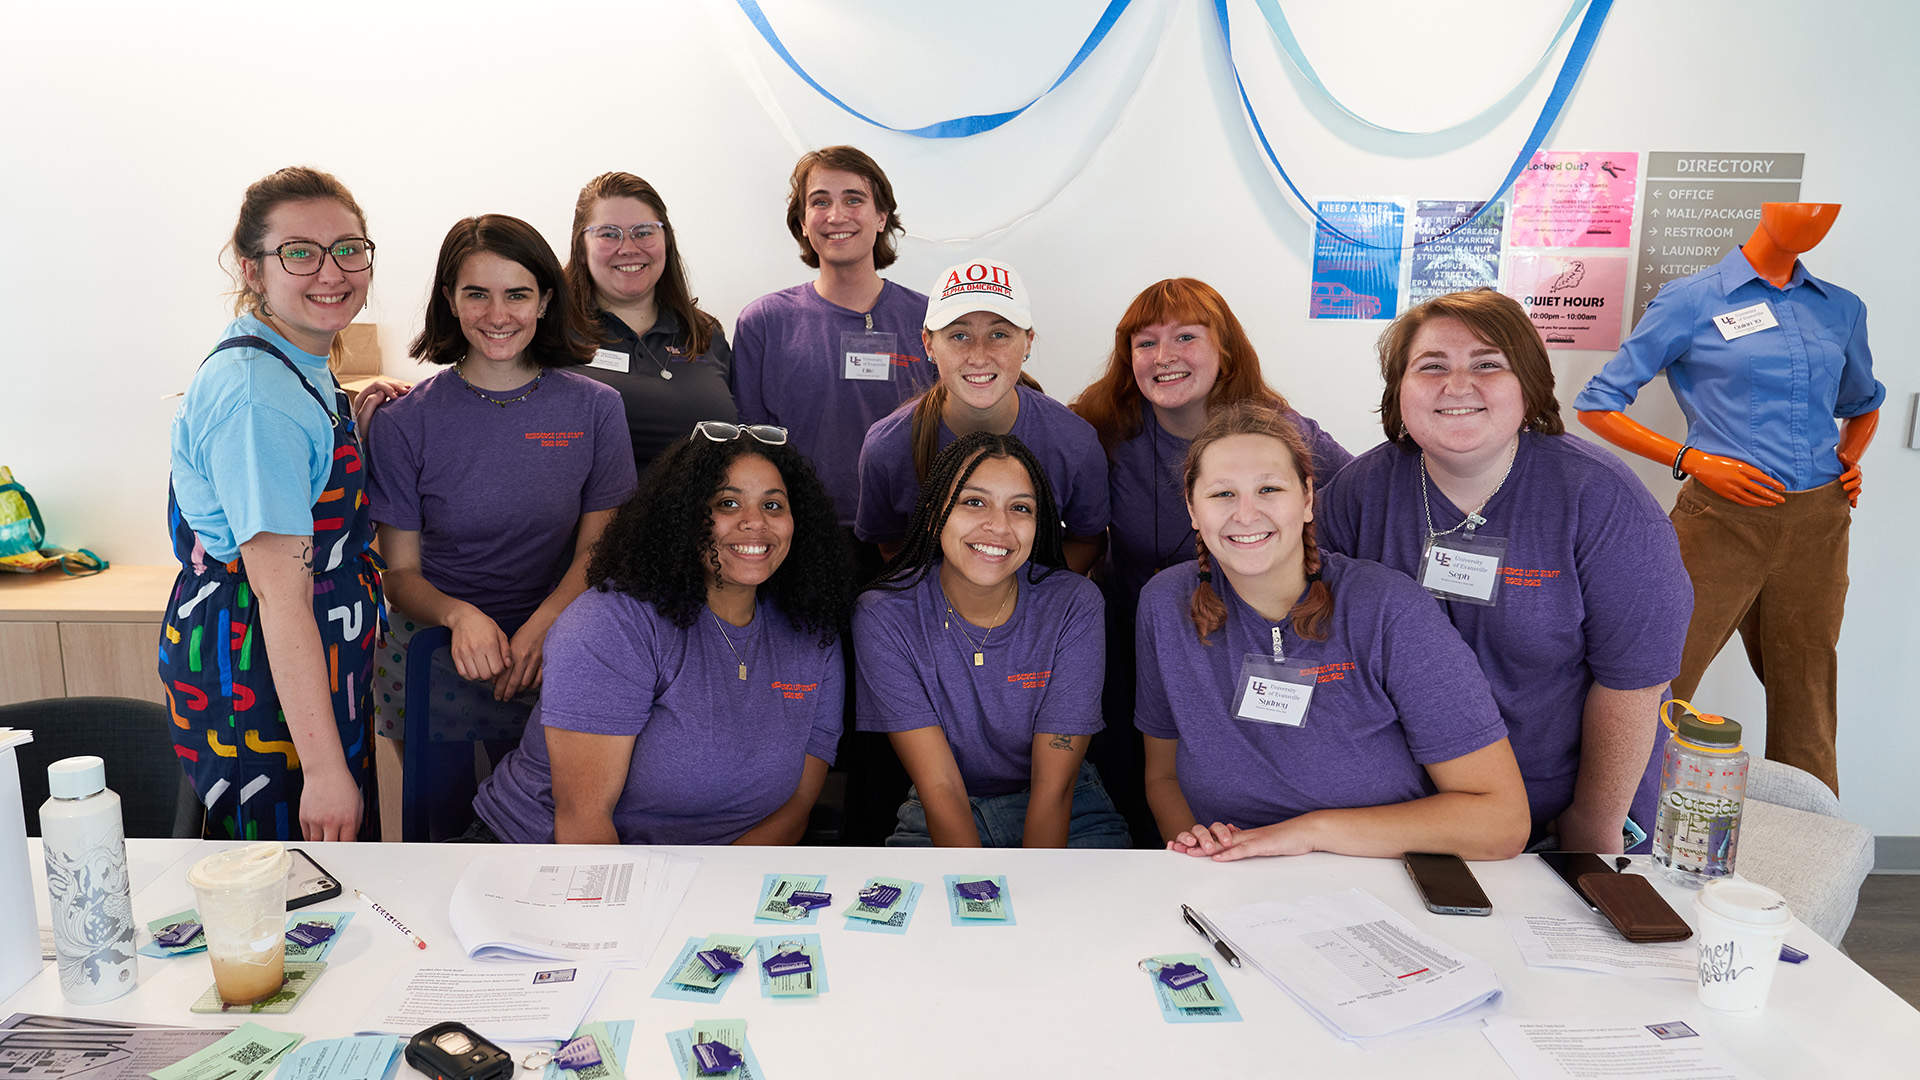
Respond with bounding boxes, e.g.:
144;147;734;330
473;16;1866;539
0;696;201;838
400;624;454;843
1736;758;1876;946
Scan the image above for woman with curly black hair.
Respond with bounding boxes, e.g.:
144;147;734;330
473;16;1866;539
854;432;1128;848
470;421;851;845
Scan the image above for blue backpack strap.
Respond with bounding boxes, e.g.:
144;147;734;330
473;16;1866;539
210;334;337;423
0;478;47;548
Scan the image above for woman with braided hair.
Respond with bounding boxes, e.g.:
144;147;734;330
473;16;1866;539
853;432;1129;847
1136;401;1528;861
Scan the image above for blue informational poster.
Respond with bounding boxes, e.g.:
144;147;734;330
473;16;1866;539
1409;200;1505;305
1308;200;1404;320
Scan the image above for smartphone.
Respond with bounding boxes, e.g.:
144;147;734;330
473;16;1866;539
1403;852;1493;916
286;847;343;911
1537;851;1613;912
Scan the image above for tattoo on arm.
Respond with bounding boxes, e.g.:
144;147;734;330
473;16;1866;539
1049;734;1075;751
298;540;313;573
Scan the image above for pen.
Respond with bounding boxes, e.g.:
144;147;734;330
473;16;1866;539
356;888;428;950
1181;903;1240;969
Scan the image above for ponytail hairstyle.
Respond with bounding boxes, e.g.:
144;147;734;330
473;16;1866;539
1182;400;1333;643
906;370;1046;482
1072;277;1290;455
867;431;1066;594
226;166;370;369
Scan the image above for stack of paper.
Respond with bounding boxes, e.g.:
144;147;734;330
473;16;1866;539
449;852;698;967
1204;889;1501;1042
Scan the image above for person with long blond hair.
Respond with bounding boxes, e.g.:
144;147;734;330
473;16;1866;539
1136;401;1527;861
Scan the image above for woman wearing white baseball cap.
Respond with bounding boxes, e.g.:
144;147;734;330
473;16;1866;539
854;259;1109;575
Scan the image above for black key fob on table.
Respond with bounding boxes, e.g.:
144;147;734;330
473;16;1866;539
406;1023;514;1080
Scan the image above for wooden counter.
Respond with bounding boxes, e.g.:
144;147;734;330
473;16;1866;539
0;564;173;705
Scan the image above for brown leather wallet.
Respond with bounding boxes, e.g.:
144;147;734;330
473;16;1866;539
1577;872;1693;943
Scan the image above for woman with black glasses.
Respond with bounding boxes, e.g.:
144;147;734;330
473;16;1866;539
564;172;736;476
472;422;852;845
160;166;385;841
364;214;635;839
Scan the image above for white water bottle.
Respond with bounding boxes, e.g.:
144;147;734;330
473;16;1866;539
40;756;138;1003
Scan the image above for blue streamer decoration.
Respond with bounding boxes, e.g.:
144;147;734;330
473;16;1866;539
1251;0;1590;136
1215;0;1615;249
733;0;1135;139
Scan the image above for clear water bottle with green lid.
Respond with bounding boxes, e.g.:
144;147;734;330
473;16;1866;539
1652;699;1749;886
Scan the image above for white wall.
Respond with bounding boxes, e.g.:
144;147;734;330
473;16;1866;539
4;0;1915;835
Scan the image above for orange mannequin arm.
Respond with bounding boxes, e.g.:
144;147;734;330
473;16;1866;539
1576;410;1786;507
1835;409;1880;507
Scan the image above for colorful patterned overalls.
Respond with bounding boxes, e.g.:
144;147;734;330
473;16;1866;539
159;336;382;840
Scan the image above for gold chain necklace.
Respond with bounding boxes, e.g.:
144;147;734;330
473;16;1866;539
710;610;750;681
943;581;1015;667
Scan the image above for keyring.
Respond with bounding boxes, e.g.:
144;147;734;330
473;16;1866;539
521;1050;553;1071
1137;957;1165;974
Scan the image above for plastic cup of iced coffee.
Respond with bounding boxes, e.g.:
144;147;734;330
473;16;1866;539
186;842;291;1005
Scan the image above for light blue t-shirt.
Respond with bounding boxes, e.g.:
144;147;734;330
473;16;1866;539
170;315;338;561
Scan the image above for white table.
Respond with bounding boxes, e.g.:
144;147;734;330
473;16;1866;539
12;840;1918;1078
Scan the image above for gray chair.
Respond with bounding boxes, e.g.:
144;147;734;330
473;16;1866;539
0;696;202;838
1735;758;1875;946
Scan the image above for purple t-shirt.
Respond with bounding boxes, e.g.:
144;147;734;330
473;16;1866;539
854;385;1111;544
1134;552;1509;828
473;588;845;845
366;369;636;630
853;567;1105;798
1106;402;1351;618
731;281;936;526
1316;432;1692;838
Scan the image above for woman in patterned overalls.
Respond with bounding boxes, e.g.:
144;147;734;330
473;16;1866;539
160;166;398;841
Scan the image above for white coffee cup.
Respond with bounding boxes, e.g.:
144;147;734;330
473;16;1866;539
1694;880;1793;1013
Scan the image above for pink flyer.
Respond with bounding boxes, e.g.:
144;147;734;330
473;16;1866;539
1505;254;1628;351
1509;151;1639;248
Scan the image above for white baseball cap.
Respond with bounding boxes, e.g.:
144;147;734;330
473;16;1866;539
924;258;1033;331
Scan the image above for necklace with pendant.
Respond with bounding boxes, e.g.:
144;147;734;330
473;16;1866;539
456;361;545;407
943;582;1015;667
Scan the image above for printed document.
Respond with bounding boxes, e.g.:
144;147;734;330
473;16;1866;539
1484;1017;1765;1079
1204;889;1500;1041
449;852;698;967
356;963;609;1043
1507;913;1698;980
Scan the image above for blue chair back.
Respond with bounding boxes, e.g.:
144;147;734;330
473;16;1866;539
400;625;453;843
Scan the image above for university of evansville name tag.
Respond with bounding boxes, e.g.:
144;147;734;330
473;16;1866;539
1419;532;1509;606
1712;301;1779;341
1233;654;1315;727
587;347;630;373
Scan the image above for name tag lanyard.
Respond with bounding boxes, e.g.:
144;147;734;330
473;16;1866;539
843;312;897;382
1418;442;1514;608
1234;623;1316;727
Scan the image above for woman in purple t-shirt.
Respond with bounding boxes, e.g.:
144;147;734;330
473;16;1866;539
1071;278;1353;844
366;215;636;838
1138;402;1529;861
472;425;850;845
853;432;1129;848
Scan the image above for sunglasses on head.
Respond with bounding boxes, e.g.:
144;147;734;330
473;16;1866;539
689;421;789;446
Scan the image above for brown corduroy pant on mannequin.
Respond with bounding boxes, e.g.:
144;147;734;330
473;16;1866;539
1667;477;1851;794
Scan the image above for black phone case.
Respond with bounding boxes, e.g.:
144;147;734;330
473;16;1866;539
287;848;343;910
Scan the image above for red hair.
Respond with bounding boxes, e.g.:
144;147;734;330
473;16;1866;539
1182;401;1332;643
1071;278;1289;455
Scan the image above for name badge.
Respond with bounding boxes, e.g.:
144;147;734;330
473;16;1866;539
1419;533;1509;606
841;330;896;381
1712;301;1778;341
587;347;630;373
1234;654;1315;727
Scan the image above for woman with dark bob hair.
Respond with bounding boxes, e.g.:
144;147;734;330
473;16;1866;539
365;214;636;838
565;171;737;476
853;432;1128;848
1317;288;1692;854
472;424;851;844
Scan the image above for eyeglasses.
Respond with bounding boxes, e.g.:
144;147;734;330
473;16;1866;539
690;421;788;446
582;223;666;246
254;238;375;276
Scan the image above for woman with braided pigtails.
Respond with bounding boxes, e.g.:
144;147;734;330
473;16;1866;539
1135;401;1529;861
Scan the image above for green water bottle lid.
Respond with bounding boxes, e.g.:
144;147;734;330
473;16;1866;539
1674;709;1743;749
